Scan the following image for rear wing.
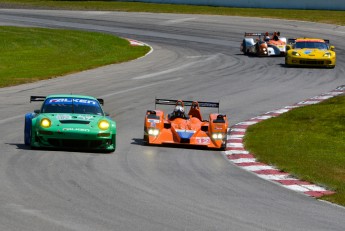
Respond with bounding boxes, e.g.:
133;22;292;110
155;99;220;112
244;32;266;37
244;32;280;37
30;96;46;102
29;96;104;105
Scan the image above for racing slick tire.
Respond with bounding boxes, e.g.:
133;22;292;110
143;134;150;145
284;57;291;67
24;115;32;146
242;40;247;55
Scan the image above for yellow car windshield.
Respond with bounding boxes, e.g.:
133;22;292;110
295;42;328;50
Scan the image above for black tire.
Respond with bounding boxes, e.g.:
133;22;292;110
143;135;149;145
242;40;247;55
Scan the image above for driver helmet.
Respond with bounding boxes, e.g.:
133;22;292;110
174;105;185;117
264;36;270;42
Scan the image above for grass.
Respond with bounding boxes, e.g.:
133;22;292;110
0;26;150;87
0;0;344;25
245;96;345;205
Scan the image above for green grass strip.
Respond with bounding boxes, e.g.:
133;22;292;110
0;26;150;87
0;0;345;26
245;96;345;205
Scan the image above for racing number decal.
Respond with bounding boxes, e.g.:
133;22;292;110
196;137;210;144
56;114;72;120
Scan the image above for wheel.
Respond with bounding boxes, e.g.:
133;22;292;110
143;135;149;145
24;115;32;146
242;40;247;55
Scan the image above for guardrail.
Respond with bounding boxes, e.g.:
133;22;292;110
121;0;345;10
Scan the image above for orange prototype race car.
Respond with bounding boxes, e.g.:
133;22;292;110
144;99;228;150
240;32;287;56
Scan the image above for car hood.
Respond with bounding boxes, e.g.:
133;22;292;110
39;113;109;126
170;118;201;139
293;48;331;57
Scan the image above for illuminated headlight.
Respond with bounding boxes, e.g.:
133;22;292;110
40;118;51;128
292;51;300;56
323;52;331;57
263;48;267;51
212;133;224;140
148;128;159;136
98;120;110;130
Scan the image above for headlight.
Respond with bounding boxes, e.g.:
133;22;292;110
212;133;224;140
148;128;159;136
98;120;110;130
292;51;300;56
323;52;331;57
40;118;51;128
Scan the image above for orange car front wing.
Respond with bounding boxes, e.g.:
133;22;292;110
147;127;224;149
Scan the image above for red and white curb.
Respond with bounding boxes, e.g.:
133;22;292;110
224;85;345;198
127;39;146;46
126;38;153;58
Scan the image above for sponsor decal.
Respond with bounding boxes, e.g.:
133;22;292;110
176;129;195;139
278;45;285;51
304;50;312;55
148;119;160;123
196;137;210;144
56;114;72;120
77;115;94;120
148;119;160;127
56;114;93;121
62;128;90;132
48;98;97;105
198;102;219;108
175;129;195;133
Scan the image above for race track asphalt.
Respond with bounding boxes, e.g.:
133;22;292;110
0;9;345;231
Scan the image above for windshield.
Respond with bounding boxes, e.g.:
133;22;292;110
295;41;328;50
42;97;103;115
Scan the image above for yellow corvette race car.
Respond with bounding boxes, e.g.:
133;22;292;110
285;38;336;68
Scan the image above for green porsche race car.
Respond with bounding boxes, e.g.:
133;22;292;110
24;94;116;152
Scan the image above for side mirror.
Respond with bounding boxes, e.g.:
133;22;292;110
286;45;292;51
330;45;335;51
34;109;40;114
105;112;110;116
